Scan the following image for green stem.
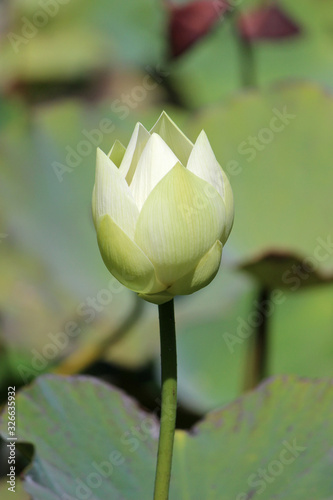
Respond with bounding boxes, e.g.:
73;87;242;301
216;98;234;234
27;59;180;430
252;287;270;383
244;287;270;391
230;10;257;88
153;299;177;500
237;33;257;88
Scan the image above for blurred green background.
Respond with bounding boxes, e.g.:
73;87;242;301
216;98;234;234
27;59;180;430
1;0;333;493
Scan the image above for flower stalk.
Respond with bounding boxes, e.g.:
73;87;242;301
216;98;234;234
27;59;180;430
154;299;177;500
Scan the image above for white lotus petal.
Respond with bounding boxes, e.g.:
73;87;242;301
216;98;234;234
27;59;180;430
167;240;222;295
221;169;234;242
135;163;226;285
150;111;193;166
187;130;225;199
130;133;179;211
118;123;150;183
94;148;139;238
108;140;126;167
97;214;165;294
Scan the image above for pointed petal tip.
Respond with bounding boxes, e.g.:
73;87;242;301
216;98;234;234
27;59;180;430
173;160;185;171
150;110;177;134
96;147;110;164
149;131;166;144
108;140;126;168
96;147;118;173
195;129;212;148
129;134;179;210
108;139;125;154
126;121;149;144
163;161;186;179
149;110;193;165
119;121;150;182
157;110;169;120
134;121;149;134
150;111;166;133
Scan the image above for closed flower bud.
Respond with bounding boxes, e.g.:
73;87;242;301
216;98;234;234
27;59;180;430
92;111;234;304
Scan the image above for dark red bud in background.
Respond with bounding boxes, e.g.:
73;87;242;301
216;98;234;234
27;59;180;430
238;4;300;41
167;0;229;58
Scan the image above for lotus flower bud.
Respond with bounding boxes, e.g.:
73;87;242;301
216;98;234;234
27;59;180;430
92;111;234;304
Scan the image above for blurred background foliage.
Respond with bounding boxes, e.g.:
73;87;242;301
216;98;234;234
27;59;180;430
1;0;333;492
